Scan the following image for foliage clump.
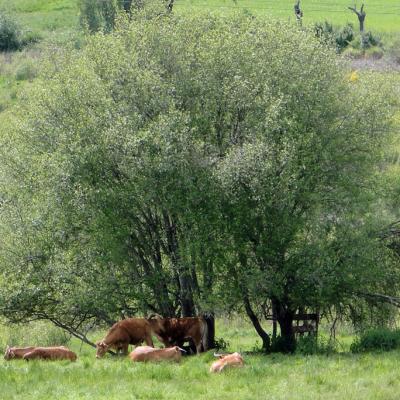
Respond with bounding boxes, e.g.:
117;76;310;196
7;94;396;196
351;328;400;353
314;20;382;58
0;12;21;51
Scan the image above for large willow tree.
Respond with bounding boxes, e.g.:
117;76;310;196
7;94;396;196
0;3;397;351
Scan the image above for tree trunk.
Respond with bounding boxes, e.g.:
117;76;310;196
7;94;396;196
243;294;270;350
273;298;296;353
203;313;216;350
163;212;195;317
348;5;366;33
272;302;277;340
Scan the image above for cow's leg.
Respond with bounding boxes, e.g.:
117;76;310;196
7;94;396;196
145;334;154;348
195;340;202;355
120;343;129;356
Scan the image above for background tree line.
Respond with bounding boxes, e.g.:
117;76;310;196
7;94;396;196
0;1;399;352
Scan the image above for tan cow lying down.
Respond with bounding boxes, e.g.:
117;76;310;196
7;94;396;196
23;346;77;361
147;316;208;354
96;318;154;358
4;346;36;360
209;352;244;373
4;345;77;361
129;346;184;362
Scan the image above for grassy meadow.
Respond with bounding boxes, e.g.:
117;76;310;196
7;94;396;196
1;319;400;400
174;0;400;32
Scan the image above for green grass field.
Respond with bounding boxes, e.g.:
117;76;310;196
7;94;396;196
175;0;400;32
1;0;399;34
0;0;78;35
0;319;400;400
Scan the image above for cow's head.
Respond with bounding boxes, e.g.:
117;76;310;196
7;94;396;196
147;314;165;334
4;346;14;360
95;341;109;358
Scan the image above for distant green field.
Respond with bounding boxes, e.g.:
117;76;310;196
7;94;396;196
0;0;78;35
0;0;399;35
175;0;400;32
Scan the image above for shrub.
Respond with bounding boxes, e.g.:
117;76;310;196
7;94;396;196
214;337;230;351
15;61;37;81
0;13;21;51
350;328;400;353
20;31;42;47
78;0;119;33
296;335;337;355
314;21;354;52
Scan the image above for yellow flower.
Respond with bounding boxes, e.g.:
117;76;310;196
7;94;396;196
349;70;359;82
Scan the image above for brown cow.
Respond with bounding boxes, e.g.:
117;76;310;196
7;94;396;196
96;318;154;358
22;346;77;361
4;346;36;360
129;345;184;362
209;352;244;373
147;316;208;354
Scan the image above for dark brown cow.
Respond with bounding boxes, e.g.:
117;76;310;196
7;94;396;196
209;352;244;373
129;345;184;362
4;346;36;360
147;316;208;354
96;318;154;358
23;346;77;361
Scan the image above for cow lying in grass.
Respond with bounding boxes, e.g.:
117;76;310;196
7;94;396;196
96;318;154;358
4;346;36;360
4;345;77;361
129;346;185;362
22;346;77;361
209;352;244;373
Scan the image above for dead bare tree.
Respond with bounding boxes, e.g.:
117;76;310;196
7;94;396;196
348;3;366;33
294;0;303;25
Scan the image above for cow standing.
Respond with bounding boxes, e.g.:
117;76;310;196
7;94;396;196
209;352;244;373
23;346;77;361
96;318;154;358
129;345;184;362
147;316;208;354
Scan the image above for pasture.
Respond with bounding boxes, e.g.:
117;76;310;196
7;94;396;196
1;319;400;400
174;0;400;32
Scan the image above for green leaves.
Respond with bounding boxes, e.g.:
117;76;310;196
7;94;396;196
0;8;396;342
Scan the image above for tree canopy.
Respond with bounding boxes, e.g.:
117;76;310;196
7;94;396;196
0;5;397;351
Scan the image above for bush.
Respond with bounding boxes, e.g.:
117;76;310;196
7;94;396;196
0;13;21;51
296;335;337;355
350;32;382;50
79;0;119;33
20;31;42;47
314;21;355;52
350;328;400;353
214;337;230;351
15;61;37;81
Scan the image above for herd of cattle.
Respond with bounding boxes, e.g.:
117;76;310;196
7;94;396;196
3;316;244;373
